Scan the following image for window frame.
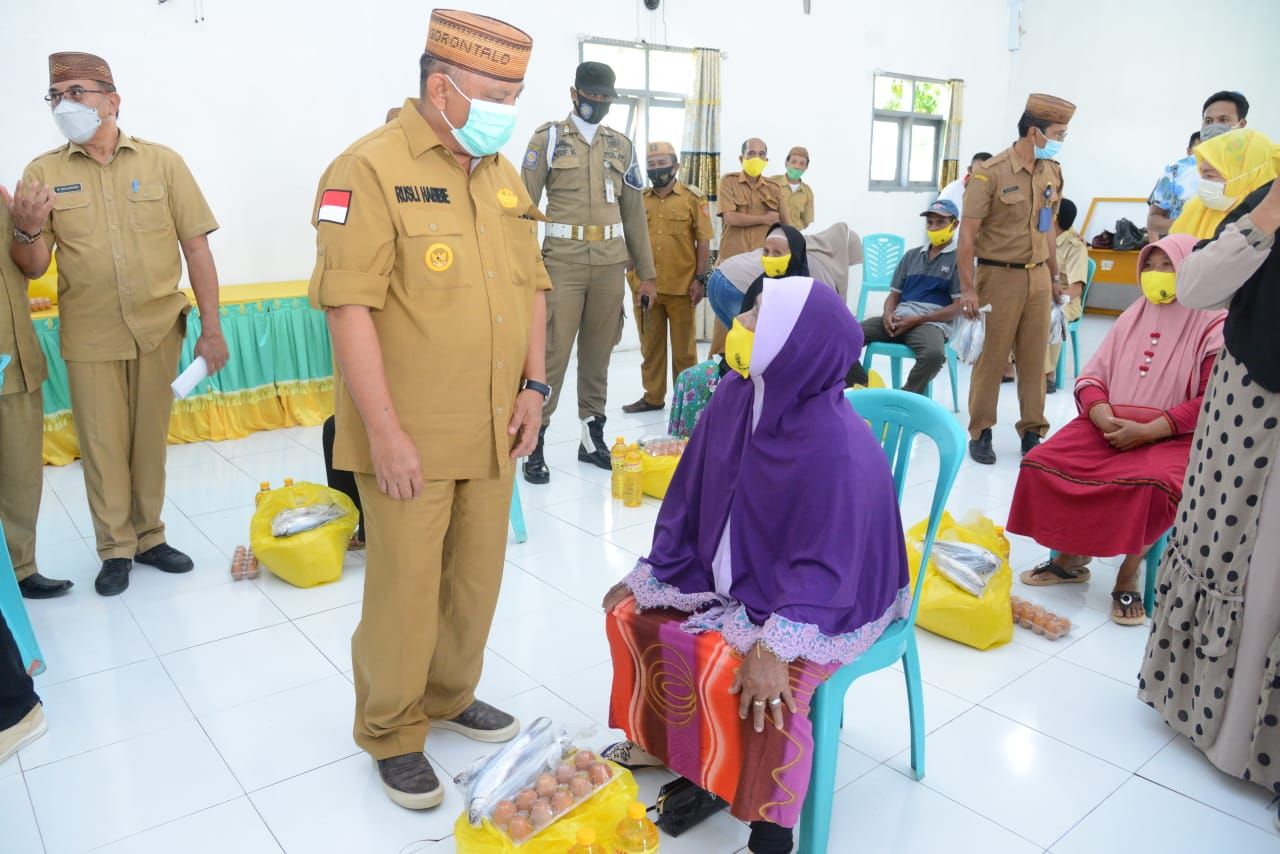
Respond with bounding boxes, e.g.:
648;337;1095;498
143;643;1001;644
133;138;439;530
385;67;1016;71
578;38;692;159
869;72;949;193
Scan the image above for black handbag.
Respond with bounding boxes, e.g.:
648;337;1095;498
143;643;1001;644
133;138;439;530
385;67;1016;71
1112;218;1147;251
653;777;729;837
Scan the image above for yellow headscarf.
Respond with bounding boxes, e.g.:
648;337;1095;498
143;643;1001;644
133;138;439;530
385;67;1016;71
1171;128;1279;239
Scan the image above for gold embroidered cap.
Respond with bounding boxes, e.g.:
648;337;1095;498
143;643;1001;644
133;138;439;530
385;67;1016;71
1025;93;1076;124
49;51;113;87
425;9;532;83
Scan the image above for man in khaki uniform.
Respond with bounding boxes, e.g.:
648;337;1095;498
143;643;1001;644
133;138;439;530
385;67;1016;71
520;61;656;485
712;138;791;352
311;10;550;809
769;145;815;230
1046;198;1089;390
0;197;69;598
621;142;712;413
958;93;1073;465
9;52;226;596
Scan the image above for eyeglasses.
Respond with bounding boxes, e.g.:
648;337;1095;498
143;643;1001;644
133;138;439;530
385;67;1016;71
44;86;113;107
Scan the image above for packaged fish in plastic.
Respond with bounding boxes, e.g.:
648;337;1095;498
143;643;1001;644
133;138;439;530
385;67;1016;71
457;717;568;826
270;502;347;537
930;539;1002;597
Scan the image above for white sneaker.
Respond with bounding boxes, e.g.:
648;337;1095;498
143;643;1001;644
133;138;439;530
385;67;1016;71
0;704;48;766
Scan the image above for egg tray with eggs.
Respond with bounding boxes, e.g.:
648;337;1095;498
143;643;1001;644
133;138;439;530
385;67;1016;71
637;435;689;458
1010;596;1072;641
486;749;623;845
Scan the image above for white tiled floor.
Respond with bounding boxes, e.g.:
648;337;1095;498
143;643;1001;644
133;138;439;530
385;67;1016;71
7;316;1279;852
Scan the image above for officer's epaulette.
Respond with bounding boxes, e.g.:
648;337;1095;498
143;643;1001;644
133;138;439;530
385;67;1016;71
533;121;556;136
687;184;706;198
32;142;70;161
126;136;177;155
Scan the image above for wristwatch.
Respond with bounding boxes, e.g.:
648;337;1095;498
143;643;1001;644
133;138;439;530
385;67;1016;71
694;273;708;285
11;227;42;245
521;379;552;401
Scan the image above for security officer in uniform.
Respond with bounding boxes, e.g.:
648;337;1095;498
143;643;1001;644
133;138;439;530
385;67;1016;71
0;192;70;598
520;61;656;485
621;141;712;413
310;10;550;809
958;93;1074;465
9;52;226;596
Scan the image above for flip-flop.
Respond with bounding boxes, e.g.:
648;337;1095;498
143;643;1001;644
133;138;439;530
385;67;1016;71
1111;591;1145;626
1019;560;1091;586
601;741;664;770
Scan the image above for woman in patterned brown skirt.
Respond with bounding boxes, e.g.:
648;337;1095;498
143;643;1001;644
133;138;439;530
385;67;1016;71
1139;174;1280;829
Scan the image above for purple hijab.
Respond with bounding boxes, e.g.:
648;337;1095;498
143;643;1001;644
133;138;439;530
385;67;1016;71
634;278;910;663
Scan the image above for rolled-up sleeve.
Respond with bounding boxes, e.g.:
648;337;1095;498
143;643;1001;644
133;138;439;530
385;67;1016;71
1178;215;1273;311
308;154;395;311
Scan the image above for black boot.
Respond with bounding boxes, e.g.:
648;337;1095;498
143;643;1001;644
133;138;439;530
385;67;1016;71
523;427;550;485
969;428;996;465
578;416;613;471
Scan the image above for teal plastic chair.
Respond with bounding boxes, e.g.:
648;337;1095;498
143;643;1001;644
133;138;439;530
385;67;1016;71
797;389;966;854
854;233;906;320
860;340;961;413
1046;525;1170;619
0;355;46;676
509;479;528;544
1054;257;1097;383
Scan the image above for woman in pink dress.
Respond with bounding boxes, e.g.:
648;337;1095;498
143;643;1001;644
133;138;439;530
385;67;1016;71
1006;233;1226;625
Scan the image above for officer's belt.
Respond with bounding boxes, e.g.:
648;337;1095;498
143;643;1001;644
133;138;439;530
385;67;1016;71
976;258;1044;270
546;222;623;241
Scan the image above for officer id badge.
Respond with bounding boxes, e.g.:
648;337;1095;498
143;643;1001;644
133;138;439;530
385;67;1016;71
1037;183;1053;232
605;181;616;205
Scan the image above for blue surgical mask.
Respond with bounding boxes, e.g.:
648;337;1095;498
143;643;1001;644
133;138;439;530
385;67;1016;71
1034;138;1062;160
440;75;518;157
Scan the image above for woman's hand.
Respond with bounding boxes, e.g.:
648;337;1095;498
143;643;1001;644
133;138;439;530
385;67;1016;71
729;643;797;733
1104;418;1161;451
1089;403;1118;434
601;582;632;613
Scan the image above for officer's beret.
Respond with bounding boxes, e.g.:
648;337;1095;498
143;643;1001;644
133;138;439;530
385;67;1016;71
49;52;113;87
425;9;532;83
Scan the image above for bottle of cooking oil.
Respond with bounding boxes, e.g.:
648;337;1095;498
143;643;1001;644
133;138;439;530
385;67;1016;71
610;436;628;499
623;446;644;508
614;801;660;851
565;826;606;854
283;478;294;488
255;482;270;506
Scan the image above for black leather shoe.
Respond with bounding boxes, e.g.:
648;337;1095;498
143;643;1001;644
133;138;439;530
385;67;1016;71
578;416;613;470
135;543;194;574
1046;375;1058;394
523;427;550;485
622;398;664;414
95;559;132;596
375;753;443;810
969;429;996;465
1021;431;1042;455
18;573;73;599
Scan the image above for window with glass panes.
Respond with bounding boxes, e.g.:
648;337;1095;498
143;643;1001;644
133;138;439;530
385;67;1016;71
868;73;951;192
578;39;693;165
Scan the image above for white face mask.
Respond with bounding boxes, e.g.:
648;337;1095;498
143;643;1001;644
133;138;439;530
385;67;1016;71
1197;178;1236;211
52;99;102;144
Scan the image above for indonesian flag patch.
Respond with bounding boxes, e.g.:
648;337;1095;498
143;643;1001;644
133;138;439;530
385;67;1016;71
317;189;352;225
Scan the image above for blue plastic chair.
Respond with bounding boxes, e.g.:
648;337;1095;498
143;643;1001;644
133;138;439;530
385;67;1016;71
1046;525;1170;619
0;355;46;677
860;340;961;413
1054;257;1097;383
509;479;528;544
854;233;906;320
797;389;966;854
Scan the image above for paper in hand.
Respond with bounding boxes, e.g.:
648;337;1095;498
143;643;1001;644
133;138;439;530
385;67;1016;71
171;356;209;399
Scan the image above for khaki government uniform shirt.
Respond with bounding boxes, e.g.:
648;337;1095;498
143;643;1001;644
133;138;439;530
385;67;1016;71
1056;228;1089;285
962;144;1063;265
0;205;46;395
310;99;552;480
642;183;713;295
717;171;791;260
23;132;218;362
769;175;814;231
521;115;656;279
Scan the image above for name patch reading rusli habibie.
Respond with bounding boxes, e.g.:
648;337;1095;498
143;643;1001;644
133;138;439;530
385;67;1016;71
394;185;451;204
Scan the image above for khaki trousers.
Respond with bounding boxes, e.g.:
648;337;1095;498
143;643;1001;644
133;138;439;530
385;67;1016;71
1046;296;1084;375
633;291;698;406
0;388;43;581
351;471;512;758
542;258;626;427
65;318;184;560
968;265;1052;439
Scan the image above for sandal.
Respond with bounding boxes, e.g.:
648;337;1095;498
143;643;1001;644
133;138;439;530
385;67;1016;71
1111;591;1145;626
601;741;664;770
1019;560;1091;586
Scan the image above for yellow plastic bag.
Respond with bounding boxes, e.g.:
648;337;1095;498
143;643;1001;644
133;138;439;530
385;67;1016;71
641;452;679;500
249;481;357;588
28;251;58;304
906;511;1013;650
454;763;639;853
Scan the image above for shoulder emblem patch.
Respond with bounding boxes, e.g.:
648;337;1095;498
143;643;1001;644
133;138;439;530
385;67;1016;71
523;147;540;171
317;189;352;225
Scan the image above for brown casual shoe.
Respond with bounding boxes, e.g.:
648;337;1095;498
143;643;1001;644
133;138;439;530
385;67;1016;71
622;398;665;414
432;700;520;743
0;704;48;766
375;753;444;810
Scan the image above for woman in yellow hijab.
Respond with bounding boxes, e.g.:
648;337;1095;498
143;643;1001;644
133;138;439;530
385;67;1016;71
1172;128;1279;239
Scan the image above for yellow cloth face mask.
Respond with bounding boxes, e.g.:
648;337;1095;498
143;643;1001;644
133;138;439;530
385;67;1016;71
927;224;955;247
761;252;791;278
1140;270;1177;304
724;320;755;378
742;157;767;178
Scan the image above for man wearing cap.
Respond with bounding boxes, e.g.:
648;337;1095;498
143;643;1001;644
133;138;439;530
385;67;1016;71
8;52;225;596
311;9;550;809
958;93;1072;465
520;61;656;485
769;146;814;231
847;200;963;394
621;141;712;414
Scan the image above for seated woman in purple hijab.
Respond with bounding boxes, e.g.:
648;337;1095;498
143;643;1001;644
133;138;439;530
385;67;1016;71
602;278;910;854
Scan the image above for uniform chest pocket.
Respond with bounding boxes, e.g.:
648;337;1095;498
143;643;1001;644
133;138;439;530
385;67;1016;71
997;189;1028;207
400;208;469;291
657;204;692;234
548;156;581;191
127;183;170;232
51;193;94;240
499;216;539;288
